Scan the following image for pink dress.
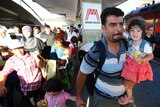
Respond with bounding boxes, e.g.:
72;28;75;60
121;55;153;83
44;91;70;107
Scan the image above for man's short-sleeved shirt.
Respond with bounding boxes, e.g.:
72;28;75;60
80;36;127;97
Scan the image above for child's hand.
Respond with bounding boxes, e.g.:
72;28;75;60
37;100;43;107
134;57;142;64
133;51;142;58
133;51;143;64
37;99;48;107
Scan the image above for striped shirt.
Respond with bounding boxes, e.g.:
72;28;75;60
80;37;127;98
0;52;42;95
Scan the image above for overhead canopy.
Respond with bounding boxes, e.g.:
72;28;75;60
33;0;127;22
0;0;43;27
0;0;128;27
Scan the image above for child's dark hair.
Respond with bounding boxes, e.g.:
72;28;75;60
71;36;78;43
127;18;146;37
100;7;124;25
43;78;63;92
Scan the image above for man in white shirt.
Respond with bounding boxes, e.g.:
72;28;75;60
67;26;77;42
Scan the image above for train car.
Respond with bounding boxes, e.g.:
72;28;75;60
124;2;160;59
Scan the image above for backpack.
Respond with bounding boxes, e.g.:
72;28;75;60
85;41;105;96
78;39;128;96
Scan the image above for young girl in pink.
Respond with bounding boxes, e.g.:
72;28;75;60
118;18;154;105
37;78;76;107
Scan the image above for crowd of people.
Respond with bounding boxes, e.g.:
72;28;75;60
0;6;156;107
0;24;82;107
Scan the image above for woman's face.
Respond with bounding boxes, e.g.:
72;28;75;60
22;30;32;38
57;28;61;33
129;25;143;41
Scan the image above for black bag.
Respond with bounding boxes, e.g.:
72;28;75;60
85;41;106;96
78;41;105;96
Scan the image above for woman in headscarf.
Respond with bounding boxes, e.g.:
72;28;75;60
21;25;45;55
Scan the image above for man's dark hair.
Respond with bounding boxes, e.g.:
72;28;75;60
100;7;124;25
43;78;63;92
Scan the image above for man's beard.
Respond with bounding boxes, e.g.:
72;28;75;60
112;32;122;42
112;37;121;42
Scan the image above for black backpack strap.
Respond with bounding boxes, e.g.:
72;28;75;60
96;41;106;68
121;38;128;50
84;41;106;96
95;40;106;70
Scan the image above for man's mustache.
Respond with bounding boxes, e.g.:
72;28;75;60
113;32;122;36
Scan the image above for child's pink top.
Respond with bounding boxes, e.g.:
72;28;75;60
45;91;70;107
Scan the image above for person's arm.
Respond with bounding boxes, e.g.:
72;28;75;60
76;70;87;107
0;59;14;96
0;73;7;96
34;54;45;69
68;44;73;59
68;95;76;102
141;53;154;63
135;53;154;63
152;43;155;51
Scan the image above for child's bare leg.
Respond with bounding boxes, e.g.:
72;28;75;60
118;79;136;105
124;79;136;102
126;88;132;100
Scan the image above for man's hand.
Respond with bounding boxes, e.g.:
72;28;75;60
76;97;85;107
0;85;7;96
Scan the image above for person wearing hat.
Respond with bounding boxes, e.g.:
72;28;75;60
0;39;44;107
21;25;45;56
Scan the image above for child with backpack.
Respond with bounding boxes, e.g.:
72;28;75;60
37;78;76;107
118;18;154;105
